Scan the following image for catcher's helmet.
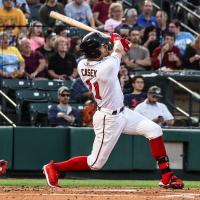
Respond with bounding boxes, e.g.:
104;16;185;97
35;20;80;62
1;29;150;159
80;32;110;58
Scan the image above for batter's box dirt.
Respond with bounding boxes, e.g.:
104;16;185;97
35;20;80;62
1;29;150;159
0;187;200;200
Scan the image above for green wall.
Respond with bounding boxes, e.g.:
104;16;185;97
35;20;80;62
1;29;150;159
0;127;200;172
0;127;13;169
13;127;70;170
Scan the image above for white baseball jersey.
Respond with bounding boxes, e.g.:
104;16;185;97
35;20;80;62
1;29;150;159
78;51;162;171
78;52;124;110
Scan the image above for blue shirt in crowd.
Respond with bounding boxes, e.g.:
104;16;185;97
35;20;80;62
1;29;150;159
124;93;147;109
175;32;195;57
137;14;157;28
48;104;82;127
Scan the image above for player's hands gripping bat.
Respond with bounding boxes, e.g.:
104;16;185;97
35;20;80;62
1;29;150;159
110;33;130;53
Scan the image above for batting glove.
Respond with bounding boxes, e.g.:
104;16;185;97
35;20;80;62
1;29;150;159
120;38;130;53
109;33;122;44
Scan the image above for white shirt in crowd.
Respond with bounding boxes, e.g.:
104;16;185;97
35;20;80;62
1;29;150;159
104;18;122;33
134;99;174;121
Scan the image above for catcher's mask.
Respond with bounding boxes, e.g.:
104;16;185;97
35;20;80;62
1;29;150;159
80;32;112;59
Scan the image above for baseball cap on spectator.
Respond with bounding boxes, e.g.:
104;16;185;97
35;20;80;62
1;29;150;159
58;86;70;95
148;86;162;97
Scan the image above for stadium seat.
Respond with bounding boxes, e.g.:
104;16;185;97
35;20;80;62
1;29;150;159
47;91;58;103
1;79;31;91
1;79;32;113
63;80;73;89
31;80;63;91
15;90;48;125
29;102;51;126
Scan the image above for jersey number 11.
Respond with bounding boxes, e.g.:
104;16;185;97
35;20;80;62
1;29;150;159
86;79;102;100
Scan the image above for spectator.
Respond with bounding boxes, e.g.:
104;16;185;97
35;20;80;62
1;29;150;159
134;85;174;127
18;1;30;20
48;86;82;127
104;2;123;33
64;0;95;28
70;77;92;103
168;19;195;57
142;25;160;57
0;32;25;79
152;32;182;71
115;8;139;38
28;20;45;51
124;75;147;109
48;36;77;80
184;35;200;70
69;37;84;62
39;0;65;28
27;0;42;21
36;29;56;65
0;0;31;15
123;28;151;71
93;0;111;27
19;38;47;79
0;0;27;36
54;21;71;49
16;31;27;48
156;10;168;42
118;64;132;94
137;0;157;28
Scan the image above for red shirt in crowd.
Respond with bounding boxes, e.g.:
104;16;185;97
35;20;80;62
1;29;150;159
152;46;181;70
92;1;111;24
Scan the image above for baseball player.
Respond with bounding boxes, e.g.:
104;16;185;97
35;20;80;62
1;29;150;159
0;160;8;176
43;32;184;189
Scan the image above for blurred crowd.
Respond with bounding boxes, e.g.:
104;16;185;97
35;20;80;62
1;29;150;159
0;0;199;127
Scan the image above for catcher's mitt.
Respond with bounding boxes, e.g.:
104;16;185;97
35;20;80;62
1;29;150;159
11;70;25;79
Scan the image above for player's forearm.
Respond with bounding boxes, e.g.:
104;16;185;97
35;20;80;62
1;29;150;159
113;40;124;56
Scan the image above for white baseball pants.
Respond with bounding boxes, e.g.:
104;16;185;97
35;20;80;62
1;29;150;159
87;107;162;170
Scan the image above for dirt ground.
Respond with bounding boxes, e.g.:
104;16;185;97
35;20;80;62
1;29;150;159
0;187;200;200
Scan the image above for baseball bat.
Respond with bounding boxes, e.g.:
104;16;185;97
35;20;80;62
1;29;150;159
49;11;108;38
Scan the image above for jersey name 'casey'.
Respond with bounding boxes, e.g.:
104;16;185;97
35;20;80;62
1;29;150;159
81;69;97;77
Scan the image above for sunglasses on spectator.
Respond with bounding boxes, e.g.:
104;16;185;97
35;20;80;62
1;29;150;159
60;93;70;97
